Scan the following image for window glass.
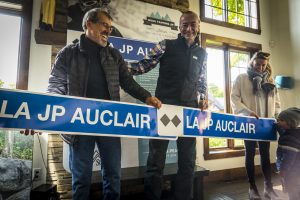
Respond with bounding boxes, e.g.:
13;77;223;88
0;13;21;89
229;50;249;148
0;11;33;200
206;47;227;148
206;47;251;149
200;0;260;33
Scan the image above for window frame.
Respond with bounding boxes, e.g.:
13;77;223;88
201;33;261;160
0;0;33;90
199;0;262;34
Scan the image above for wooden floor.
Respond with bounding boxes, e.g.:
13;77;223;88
204;173;288;200
122;173;289;200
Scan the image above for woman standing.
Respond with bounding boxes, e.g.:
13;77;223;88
231;51;281;200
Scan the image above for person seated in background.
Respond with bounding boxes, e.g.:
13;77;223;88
276;107;300;200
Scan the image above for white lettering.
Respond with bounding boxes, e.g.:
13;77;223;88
114;111;124;127
227;121;234;132
123;112;135;128
86;109;99;125
135;113;140;128
126;45;133;54
249;123;255;134
0;100;13;118
192;117;199;129
100;110;113;126
38;104;51;121
140;114;150;129
215;120;221;131
137;47;145;56
51;105;65;121
119;44;126;53
14;102;30;119
71;108;85;124
186;116;192;128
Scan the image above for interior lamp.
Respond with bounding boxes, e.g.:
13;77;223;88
275;76;294;89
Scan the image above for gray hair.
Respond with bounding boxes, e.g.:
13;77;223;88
180;10;200;23
82;8;113;31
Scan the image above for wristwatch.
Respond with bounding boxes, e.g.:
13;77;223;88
199;93;206;101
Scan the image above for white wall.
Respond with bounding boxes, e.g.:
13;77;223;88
270;0;300;109
28;0;51;187
28;0;300;185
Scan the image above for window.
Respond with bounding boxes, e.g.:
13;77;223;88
0;0;32;90
0;0;33;159
0;2;33;198
200;0;261;34
201;33;261;159
0;13;21;88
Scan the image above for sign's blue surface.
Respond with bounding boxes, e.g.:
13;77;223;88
183;109;276;141
109;36;155;61
0;89;277;141
0;89;158;137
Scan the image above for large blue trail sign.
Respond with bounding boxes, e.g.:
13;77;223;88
0;89;276;141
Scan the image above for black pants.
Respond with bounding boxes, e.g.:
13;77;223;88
244;140;272;187
144;99;198;200
144;137;196;200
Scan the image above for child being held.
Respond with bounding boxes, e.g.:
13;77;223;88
276;107;300;200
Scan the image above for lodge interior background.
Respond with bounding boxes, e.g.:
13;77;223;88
0;0;299;199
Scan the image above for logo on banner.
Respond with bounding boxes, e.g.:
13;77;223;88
143;12;178;30
160;114;181;127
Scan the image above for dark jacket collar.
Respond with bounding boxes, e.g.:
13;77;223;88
76;34;109;53
286;128;300;135
177;33;200;47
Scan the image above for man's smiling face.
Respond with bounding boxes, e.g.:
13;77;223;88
86;12;113;47
179;13;200;45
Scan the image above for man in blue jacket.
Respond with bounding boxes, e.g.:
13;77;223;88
128;11;207;200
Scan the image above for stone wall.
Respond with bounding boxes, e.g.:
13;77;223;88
46;45;72;200
47;134;72;199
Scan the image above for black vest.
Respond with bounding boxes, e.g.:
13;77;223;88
156;37;206;105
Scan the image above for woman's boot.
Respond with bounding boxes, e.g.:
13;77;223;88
263;182;278;199
249;184;261;200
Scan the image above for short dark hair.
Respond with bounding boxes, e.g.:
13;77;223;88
82;8;113;31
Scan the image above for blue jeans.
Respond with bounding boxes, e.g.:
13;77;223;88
144;137;196;200
69;135;121;200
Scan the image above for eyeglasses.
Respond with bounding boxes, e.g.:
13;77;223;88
80;1;99;7
97;21;113;33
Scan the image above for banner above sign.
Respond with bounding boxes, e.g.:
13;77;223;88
0;89;277;141
109;36;155;61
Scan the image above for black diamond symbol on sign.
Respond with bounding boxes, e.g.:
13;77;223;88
161;114;170;126
172;115;181;127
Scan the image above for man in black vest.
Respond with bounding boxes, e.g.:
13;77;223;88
47;8;161;200
128;11;207;200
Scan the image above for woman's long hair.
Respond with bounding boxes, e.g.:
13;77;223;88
249;51;274;83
